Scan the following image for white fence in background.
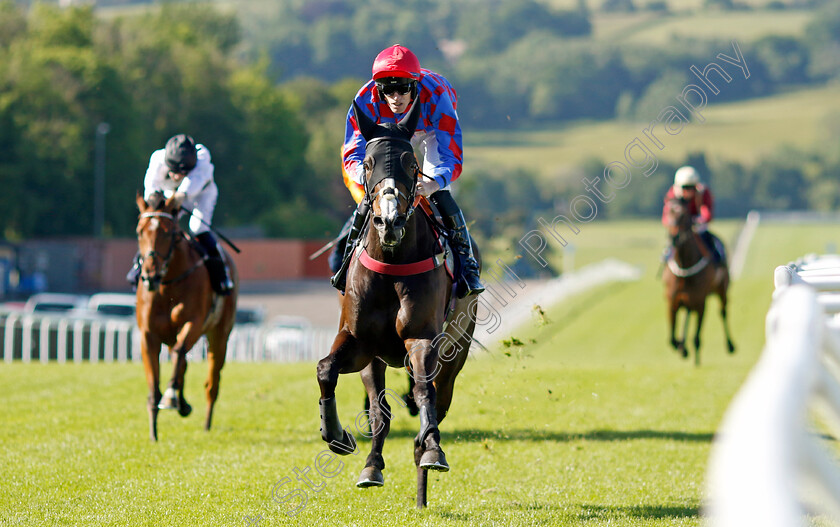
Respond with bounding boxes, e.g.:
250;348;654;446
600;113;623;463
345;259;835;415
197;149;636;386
706;254;840;526
0;313;334;364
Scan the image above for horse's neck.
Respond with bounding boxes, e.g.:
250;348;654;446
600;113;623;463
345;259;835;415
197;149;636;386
165;236;200;278
674;230;704;265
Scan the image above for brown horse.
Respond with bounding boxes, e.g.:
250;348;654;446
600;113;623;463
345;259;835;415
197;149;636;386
317;100;479;508
134;192;238;440
662;196;735;365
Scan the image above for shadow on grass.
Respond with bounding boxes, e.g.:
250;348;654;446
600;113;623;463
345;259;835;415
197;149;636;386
428;501;698;523
578;503;699;521
379;427;713;443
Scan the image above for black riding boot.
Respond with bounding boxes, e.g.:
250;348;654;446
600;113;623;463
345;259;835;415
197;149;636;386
700;230;726;266
126;252;141;292
196;232;234;295
430;191;484;298
330;200;369;292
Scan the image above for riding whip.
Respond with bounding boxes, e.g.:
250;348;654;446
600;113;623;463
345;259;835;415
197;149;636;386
178;208;241;254
309;223;351;261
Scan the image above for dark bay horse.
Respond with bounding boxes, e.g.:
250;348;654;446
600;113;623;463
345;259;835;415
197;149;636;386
135;192;238;440
317;100;479;508
662;197;735;365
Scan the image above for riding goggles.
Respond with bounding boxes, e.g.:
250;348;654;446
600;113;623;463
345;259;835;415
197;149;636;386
377;81;413;96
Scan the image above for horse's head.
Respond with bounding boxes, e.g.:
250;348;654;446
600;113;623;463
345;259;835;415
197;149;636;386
353;99;421;250
135;191;183;292
664;196;692;243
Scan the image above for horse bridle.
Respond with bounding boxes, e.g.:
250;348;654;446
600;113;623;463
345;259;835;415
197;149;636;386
666;200;693;245
138;211;180;288
364;136;419;227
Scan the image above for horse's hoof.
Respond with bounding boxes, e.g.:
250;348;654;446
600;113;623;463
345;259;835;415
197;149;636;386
728;342;736;354
419;448;449;472
356;466;384;488
327;429;358;456
178;401;192;417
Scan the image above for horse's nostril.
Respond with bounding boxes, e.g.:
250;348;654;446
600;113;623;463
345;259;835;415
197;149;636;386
393;217;406;230
373;216;385;227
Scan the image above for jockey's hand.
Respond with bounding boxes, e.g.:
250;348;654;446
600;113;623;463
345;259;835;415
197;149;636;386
415;177;440;198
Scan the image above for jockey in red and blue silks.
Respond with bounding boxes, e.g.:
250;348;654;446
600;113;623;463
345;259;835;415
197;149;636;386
329;44;483;298
341;69;463;205
662;166;726;266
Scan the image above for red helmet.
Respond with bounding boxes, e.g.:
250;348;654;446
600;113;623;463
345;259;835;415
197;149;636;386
372;45;420;81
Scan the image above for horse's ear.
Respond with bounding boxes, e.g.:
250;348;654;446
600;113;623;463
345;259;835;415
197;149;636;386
136;191;147;211
400;151;417;176
353;101;379;142
397;97;421;139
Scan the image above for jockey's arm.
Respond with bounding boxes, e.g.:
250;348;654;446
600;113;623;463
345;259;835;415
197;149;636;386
415;175;440;198
341;102;368;204
423;83;462;190
698;187;714;223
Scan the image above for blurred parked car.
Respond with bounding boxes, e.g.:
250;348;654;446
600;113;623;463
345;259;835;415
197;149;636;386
264;315;310;360
83;293;137;319
23;293;89;314
235;305;266;326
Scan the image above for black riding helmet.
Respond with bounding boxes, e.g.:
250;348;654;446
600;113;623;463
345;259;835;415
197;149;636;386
164;134;197;174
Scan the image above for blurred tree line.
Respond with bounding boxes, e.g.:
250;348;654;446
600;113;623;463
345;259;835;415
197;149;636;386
2;0;840;244
236;0;839;125
0;2;348;240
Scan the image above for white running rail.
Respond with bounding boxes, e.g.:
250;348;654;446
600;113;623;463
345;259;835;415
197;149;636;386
0;313;333;364
705;254;840;526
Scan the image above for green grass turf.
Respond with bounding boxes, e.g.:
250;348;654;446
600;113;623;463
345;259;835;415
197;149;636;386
617;10;814;44
2;220;838;526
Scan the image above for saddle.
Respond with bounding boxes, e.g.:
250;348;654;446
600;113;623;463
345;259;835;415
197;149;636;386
414;197;456;281
186;237;227;327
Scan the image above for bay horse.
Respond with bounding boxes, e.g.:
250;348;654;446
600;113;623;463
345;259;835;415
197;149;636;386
662;196;735;365
317;99;479;508
134;192;238;440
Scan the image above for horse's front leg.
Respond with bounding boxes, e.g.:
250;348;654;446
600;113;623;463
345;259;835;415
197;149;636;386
160;321;202;417
357;359;396;488
694;302;707;366
668;300;681;352
405;337;447;472
203;326;230;431
316;329;367;456
717;280;736;354
140;333;163;441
